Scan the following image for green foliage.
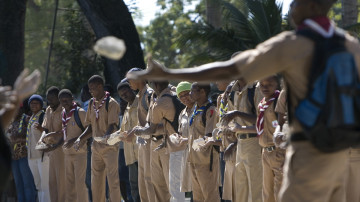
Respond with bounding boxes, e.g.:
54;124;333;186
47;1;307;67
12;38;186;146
52;5;103;94
174;0;283;64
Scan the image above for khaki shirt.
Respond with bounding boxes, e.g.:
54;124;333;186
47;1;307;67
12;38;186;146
257;101;277;147
168;106;193;152
147;87;176;149
234;31;360;134
42;106;62;133
137;85;153;127
233;84;263;127
84;96;120;137
188;102;218;165
120;97;139;165
28;111;45;159
275;89;287;114
62;108;87;155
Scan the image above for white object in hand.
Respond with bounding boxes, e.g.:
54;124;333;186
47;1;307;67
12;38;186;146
169;134;180;144
107;131;125;145
192;138;205;151
93;36;126;60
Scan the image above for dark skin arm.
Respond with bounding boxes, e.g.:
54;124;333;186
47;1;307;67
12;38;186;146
221;110;257;126
73;125;92;151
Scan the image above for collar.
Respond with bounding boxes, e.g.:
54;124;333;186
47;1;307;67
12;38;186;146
297;16;335;38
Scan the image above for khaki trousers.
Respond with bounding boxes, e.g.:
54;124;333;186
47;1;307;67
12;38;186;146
49;147;65;202
191;156;220;202
279;141;348;202
262;147;285;202
138;142;156;202
91;141;121;202
222;161;236;201
235;137;263;202
346;148;360;202
150;145;170;202
64;153;88;202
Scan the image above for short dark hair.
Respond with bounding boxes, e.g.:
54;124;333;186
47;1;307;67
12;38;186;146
117;81;131;91
58;89;73;99
46;86;60;96
88;75;104;86
193;82;211;97
153;81;169;90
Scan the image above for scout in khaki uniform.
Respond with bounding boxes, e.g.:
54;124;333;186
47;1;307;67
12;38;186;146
221;79;263;202
127;68;156;202
116;81;140;202
36;86;65;202
188;83;220;202
128;1;356;201
131;81;176;202
58;89;88;202
216;81;237;201
73;75;121;202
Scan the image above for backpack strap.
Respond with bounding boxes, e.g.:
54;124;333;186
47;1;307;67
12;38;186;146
74;107;85;132
141;89;153;112
201;102;215;127
38;111;45;125
105;96;110;112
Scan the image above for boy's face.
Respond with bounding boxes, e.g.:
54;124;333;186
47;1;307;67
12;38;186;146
190;85;202;102
259;77;278;99
59;96;73;111
30;100;42;113
290;0;315;26
46;94;60;109
117;87;135;103
178;90;194;107
88;82;104;99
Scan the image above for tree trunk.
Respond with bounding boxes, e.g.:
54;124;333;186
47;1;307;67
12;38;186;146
0;0;27;86
76;0;145;89
206;0;222;28
341;0;358;27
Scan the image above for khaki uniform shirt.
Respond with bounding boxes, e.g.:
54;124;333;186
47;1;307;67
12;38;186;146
137;85;153;127
42;106;62;133
147;87;176;149
62;108;87;155
188;102;218;165
120;97;139;165
275;89;287;114
234;31;360;134
257;101;277;148
28;111;45;159
84;96;120;137
168;106;193;153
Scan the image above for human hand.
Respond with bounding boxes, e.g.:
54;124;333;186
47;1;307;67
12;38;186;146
0;86;17;116
14;69;41;102
73;138;83;151
63;137;77;149
221;111;239;126
42;132;58;144
126;57;169;81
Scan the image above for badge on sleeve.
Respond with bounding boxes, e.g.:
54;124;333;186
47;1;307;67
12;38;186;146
272;120;278;128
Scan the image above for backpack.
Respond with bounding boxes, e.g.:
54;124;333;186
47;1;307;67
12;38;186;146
201;102;216;127
162;94;186;133
229;85;256;114
294;29;360;152
141;89;153;112
38;111;45;125
73;107;85;132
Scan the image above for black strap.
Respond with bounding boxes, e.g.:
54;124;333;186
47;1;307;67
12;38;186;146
74;107;85;132
201;102;215;127
38;112;45;125
247;86;256;114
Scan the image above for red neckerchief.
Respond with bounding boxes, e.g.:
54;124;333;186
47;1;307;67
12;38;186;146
297;16;334;38
256;90;280;136
93;91;110;120
62;102;77;140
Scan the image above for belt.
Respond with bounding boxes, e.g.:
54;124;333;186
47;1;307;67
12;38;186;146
237;133;257;140
264;146;276;152
152;135;164;142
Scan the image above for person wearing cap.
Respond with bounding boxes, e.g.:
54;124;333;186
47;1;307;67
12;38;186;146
26;94;51;202
130;79;176;202
169;81;194;199
126;67;156;202
116;80;140;202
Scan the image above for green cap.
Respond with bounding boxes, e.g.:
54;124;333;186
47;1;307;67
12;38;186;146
176;81;192;97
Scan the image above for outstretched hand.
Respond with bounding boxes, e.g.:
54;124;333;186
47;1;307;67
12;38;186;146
126;57;169;81
14;69;41;102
